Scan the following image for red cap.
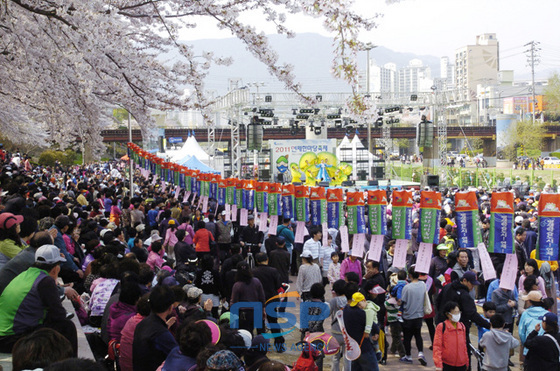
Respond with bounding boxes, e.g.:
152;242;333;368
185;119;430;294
0;213;24;230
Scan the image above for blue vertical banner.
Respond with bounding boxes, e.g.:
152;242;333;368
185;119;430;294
537;193;560;261
488;192;514;254
309;187;327;226
327;188;344;229
282;184;295;220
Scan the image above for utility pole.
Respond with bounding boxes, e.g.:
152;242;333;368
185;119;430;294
128;110;134;196
364;42;377;179
525;41;541;123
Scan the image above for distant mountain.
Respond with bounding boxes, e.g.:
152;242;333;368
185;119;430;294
171;33;441;94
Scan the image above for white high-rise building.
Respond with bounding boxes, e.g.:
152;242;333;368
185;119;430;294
397;59;433;93
368;60;397;93
440;56;455;89
455;33;499;102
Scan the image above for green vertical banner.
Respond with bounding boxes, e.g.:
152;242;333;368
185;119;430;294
255;182;269;213
268;183;281;215
184;171;192;192
327;188;344;229
418;191;441;244
295;186;310;222
392;190;413;240
347;191;366;234
367;190;387;235
488;192;514;254
226;178;235;205
455;191;482;248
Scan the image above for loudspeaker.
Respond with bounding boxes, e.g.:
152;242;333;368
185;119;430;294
368;180;379;186
341;180;355;187
358;170;367;181
372;166;384;179
247;121;263;151
427;175;439;187
318;181;330;187
158;136;165;152
261;169;270;181
293;182;303;186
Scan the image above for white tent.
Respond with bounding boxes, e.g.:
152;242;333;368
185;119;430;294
336;134;379;180
168;133;210;162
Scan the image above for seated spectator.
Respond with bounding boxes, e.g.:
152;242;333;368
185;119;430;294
119;294;150;371
89;258;120;327
161;321;212;371
147;240;165;272
44;358;106;371
0;245;77;355
107;281;142;342
133;285;178;371
12;328;73;371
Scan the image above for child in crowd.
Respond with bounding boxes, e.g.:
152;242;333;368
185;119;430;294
386;275;405;358
391;269;407;304
478;301;496;343
327;251;341;286
479;314;520;371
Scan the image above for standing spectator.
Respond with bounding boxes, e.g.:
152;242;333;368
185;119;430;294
162;321;212;371
107;281;141;342
296;250;322;301
230;261;266;335
343;291;379;371
479;314;520;371
146;240;165;272
302;228;323;265
177;217;195;246
524;312;560;370
239;215;264;256
194;254;222;319
400;266;427;365
193;221;214;261
491;285;517;333
327;251;341;286
268;236;291;284
340;253;363;285
173;230;196;266
518;259;547;298
130;202;145;227
518;290;548;358
514;228;529;272
432;301;468;371
215;211;233;262
430;244;450;290
329;280;351;371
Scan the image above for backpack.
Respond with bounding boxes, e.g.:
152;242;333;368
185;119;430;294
292;341;320;371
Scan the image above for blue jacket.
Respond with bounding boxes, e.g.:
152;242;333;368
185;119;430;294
486;279;518;302
518;305;547;355
51;226;79;272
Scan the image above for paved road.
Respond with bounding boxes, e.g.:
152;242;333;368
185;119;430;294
266;275;524;370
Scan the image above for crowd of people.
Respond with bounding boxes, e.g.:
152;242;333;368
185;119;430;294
0;149;559;371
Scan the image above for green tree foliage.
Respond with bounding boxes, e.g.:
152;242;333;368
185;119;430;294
38;149;78;167
544;73;560;121
502;120;545;160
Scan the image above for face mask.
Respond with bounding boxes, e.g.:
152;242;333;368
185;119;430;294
451;313;461;322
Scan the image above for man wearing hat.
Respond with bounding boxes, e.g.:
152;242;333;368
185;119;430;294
239;214;263;257
269;236;291;284
524;312;560;370
0;245;77;355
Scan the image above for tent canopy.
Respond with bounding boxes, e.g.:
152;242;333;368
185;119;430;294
179;155;220;174
169;133;210;161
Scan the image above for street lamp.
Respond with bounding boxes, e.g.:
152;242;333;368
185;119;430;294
364;42;377;179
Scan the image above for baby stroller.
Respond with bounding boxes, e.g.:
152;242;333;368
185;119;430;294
469;343;484;371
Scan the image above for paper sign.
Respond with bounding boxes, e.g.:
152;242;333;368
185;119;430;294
340;226;350;253
477;242;497;281
268;215;278;235
259;212;268;233
197;196;203;210
202;196;208;213
295;221;307;244
151;176;157;186
161;181;166;193
182;191;190;203
368;234;384;262
415;242;433;274
499;253;518;291
239;209;248;226
351;233;365;257
174;186;180;199
231;205;237;222
322;222;329;247
224;204;230;221
393;239;408;268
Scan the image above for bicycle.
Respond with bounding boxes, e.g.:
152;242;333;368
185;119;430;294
244;242;258;269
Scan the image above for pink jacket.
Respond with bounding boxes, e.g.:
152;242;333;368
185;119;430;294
107;301;136;342
147;251;164;272
119;314;145;371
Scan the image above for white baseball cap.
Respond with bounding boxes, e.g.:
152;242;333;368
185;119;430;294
35;245;66;264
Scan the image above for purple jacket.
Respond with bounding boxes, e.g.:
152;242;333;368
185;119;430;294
107;301;137;342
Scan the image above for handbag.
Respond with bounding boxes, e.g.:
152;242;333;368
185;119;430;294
423;290;433;316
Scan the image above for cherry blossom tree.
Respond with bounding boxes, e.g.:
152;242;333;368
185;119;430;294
0;0;377;158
